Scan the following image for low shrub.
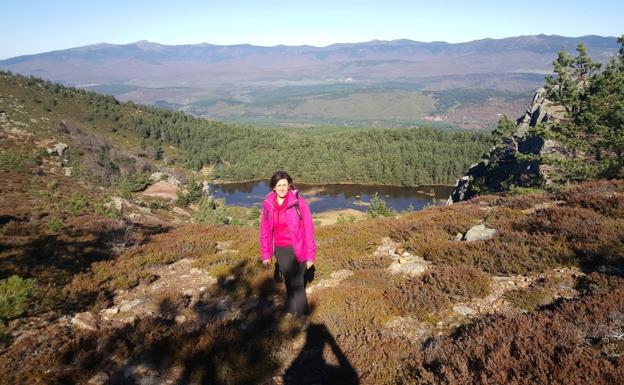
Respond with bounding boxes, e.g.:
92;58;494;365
311;285;396;335
0;275;35;321
421;266;492;299
117;172;150;197
46;217;64;233
555;179;624;217
503;287;552;311
383;275;450;321
402;289;624;385
337;328;418;385
65;192;89;215
0;148;42;173
192;196;230;225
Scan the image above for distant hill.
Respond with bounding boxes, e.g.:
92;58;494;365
0;35;619;128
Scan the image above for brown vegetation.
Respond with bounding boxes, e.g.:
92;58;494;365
2;142;624;384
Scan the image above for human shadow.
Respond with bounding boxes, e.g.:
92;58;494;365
93;260;296;385
284;323;359;385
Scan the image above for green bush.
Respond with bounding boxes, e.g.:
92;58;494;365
175;178;205;206
117;172;150;197
94;197;121;218
65;192;89;215
336;214;356;224
0;149;42;173
46;217;64;233
192;196;230;225
367;193;398;218
0;275;35;321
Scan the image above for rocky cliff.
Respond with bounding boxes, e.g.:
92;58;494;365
448;88;567;203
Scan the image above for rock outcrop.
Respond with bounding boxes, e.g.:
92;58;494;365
448;88;566;204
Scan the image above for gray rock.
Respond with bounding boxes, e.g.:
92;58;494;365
120;299;142;312
453;305;477;316
88;371;109;385
112;197;124;212
139;376;166;385
388;260;430;277
71;312;98;331
175;315;188;324
124;363;158;378
454;232;464;241
104;307;120;316
46;142;68;158
464;224;497;241
63;167;72;176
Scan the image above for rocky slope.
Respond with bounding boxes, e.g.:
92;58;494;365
448;87;567;203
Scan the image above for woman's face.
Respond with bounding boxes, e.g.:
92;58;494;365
274;178;289;198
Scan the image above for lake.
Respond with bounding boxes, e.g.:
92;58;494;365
209;181;453;214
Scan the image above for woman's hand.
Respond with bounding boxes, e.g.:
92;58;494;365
306;261;314;269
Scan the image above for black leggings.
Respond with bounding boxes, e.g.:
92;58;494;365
275;246;309;315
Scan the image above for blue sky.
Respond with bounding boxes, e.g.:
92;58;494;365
2;0;622;59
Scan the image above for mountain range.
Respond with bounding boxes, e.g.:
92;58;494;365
1;35;620;128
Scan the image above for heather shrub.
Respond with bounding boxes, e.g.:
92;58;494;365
504;287;552;311
311;285;396;335
494;191;550;210
383;275;450;320
576;272;624;294
337;328;418;385
518;206;624;266
315;219;395;278
555;179;624;217
421;266;492;299
402;290;624;385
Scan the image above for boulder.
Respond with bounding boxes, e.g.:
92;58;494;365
453;305;477;316
46;142;68;158
464;224;497;241
88;372;109;385
112;196;124;212
388;259;430;277
71;312;99;331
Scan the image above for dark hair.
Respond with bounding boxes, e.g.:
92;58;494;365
270;170;294;190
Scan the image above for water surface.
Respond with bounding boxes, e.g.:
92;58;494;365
210;181;453;213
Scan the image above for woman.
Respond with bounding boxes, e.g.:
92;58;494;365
259;171;316;316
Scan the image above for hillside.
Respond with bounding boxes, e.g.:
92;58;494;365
1;35;619;128
0;72;494;186
2;168;623;384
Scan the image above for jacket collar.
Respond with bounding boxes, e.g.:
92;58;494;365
263;189;299;209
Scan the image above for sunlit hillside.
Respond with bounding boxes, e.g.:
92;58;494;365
1;37;623;385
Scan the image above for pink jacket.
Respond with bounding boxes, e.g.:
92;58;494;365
259;189;317;263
